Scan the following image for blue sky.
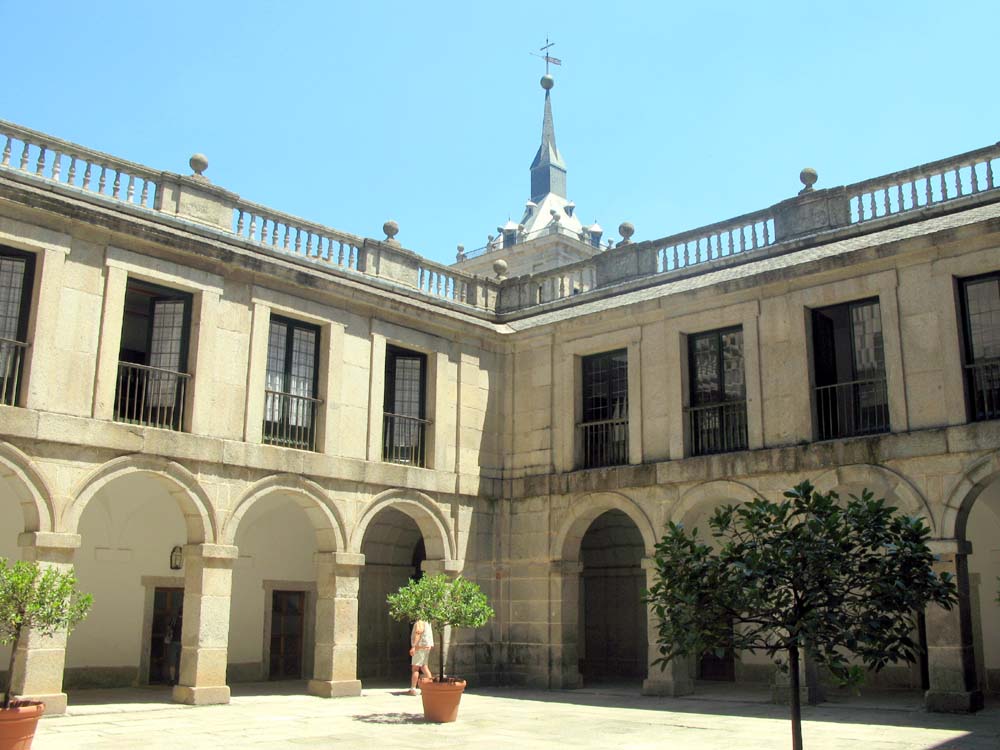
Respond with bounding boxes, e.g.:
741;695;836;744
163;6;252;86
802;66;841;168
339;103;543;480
2;1;997;265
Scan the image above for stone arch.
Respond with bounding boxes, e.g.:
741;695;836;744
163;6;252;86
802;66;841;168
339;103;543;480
0;440;55;534
64;455;216;544
350;489;454;562
224;474;346;553
942;450;1000;540
812;464;935;534
554;491;657;562
672;479;764;531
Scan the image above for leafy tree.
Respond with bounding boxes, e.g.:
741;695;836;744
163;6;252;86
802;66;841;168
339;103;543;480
1;558;92;710
387;573;494;681
645;481;956;750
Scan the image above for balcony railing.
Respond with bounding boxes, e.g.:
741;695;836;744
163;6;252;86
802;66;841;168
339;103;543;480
687;401;748;456
578;417;629;469
965;359;1000;423
814;377;889;441
383;412;430;467
0;338;27;406
263;390;322;451
114;361;190;431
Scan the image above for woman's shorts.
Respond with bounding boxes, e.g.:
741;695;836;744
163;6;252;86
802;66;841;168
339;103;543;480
411;648;430;667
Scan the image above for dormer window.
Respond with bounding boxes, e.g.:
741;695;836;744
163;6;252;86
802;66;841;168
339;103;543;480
503;229;517;248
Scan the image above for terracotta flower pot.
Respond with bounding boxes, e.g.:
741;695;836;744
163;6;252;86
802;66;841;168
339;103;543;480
0;701;45;750
419;678;466;723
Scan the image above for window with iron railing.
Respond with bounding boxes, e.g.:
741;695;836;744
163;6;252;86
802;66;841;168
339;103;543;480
960;273;1000;423
687;327;747;456
263;315;321;451
812;298;889;440
0;246;35;407
115;279;191;431
383;346;429;467
579;349;628;469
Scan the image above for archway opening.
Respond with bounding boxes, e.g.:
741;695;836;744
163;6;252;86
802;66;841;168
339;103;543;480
65;473;188;693
965;477;1000;696
357;508;425;684
229;492;319;688
579;510;646;686
0;472;27;689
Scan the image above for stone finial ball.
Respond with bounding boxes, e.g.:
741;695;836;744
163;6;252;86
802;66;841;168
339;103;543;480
189;153;208;176
619;221;635;240
540;74;555;90
492;258;509;278
800;167;819;191
383;220;399;240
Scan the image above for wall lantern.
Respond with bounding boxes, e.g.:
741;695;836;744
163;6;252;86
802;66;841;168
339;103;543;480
170;545;184;571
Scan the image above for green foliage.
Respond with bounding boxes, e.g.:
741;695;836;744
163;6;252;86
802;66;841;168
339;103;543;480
386;573;494;679
645;481;957;749
1;558;92;710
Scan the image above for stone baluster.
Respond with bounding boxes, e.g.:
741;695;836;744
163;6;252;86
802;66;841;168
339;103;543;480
50;151;61;181
762;219;770;245
112;170;121;199
868;190;877;218
910;180;919;209
98;165;107;194
939;171;948;201
82;162;92;190
66;156;77;186
294;227;302;253
19;142;29;170
954;166;962;197
140;178;150;206
35;146;46;176
270;220;279;246
9;532;81;715
882;186;890;215
236;210;245;235
308;552;364;698
986;159;995;190
173;543;237;706
126;174;135;203
970;162;979;193
925;176;933;205
1;136;11;166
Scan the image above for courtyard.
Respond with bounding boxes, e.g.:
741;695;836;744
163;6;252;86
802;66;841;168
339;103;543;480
30;683;1000;749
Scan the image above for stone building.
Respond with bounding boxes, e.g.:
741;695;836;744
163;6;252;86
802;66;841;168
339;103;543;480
0;75;998;716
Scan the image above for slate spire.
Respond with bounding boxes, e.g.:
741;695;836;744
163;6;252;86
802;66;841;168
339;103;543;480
530;74;567;203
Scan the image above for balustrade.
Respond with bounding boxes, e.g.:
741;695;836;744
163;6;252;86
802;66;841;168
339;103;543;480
114;361;190;431
263;389;321;451
382;412;430;467
578;417;629;469
0;338;27;407
686;401;748;456
814;377;889;441
965;359;1000;423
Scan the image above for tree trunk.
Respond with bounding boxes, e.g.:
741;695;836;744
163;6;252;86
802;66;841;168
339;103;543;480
436;622;445;680
2;631;19;710
788;645;803;750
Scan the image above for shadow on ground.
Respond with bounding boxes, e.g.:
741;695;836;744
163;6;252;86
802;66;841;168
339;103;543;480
353;712;426;725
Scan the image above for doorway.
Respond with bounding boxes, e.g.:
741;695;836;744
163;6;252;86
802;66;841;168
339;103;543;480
149;587;183;685
269;590;305;679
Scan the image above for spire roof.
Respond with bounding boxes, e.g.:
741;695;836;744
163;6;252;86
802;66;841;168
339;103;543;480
529;76;567;202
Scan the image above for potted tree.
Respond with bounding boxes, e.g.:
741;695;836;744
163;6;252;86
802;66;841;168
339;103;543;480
1;558;92;750
387;573;494;723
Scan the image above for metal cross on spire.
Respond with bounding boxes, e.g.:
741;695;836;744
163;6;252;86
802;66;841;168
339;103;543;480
531;37;562;74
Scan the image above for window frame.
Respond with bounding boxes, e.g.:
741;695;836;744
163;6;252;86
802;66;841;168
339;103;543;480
0;245;36;407
686;325;748;456
578;348;629;469
958;271;1000;423
382;344;429;466
263;314;322;450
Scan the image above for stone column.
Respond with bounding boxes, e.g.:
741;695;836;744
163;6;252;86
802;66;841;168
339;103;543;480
10;532;80;715
771;648;824;705
924;539;983;713
640;557;693;696
549;560;583;689
173;544;236;706
308;552;364;698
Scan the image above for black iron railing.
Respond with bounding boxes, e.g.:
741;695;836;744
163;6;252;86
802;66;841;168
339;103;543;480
0;337;28;406
114;361;189;430
814;377;889;440
965;359;1000;422
383;412;430;467
263;389;321;450
687;400;748;456
579;417;629;469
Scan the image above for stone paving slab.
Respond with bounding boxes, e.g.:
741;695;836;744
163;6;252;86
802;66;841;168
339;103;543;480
31;685;1000;750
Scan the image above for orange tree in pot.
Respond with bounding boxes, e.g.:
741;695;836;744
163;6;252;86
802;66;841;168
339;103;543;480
387;573;494;723
1;559;91;750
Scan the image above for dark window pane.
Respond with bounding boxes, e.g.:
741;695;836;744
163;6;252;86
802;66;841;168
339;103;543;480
263;315;320;449
965;277;1000;361
0;256;27;341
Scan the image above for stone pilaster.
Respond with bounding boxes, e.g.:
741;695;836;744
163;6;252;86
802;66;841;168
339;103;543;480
924;539;983;713
640;557;694;697
549;560;583;689
172;544;236;706
10;532;81;715
308;553;364;698
771;648;824;706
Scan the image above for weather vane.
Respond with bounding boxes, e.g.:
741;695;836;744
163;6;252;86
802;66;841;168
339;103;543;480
531;37;562;75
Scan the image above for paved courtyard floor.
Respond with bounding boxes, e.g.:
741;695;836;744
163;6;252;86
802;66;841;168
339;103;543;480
32;682;1000;750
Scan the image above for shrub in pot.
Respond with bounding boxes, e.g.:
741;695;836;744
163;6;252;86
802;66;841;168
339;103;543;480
1;558;92;750
387;573;494;723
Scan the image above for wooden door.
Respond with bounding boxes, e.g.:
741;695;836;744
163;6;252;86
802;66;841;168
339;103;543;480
269;590;305;679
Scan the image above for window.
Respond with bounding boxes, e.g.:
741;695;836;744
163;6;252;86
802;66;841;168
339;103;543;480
960;273;1000;422
579;349;628;468
687;327;747;455
0;246;35;407
115;279;191;430
263;315;321;450
383;346;429;466
812;298;889;440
